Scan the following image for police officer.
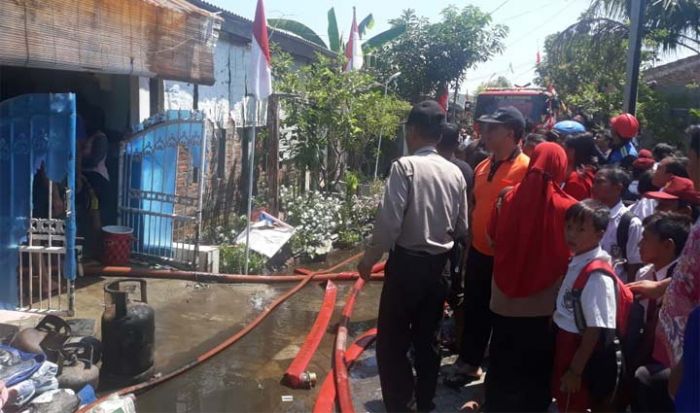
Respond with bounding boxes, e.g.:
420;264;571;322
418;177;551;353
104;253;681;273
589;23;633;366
358;100;469;412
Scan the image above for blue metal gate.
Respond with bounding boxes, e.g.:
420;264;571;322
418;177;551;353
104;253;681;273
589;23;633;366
119;110;207;269
0;93;77;313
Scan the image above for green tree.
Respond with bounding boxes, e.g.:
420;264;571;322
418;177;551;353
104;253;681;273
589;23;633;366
269;9;405;55
276;55;410;190
371;7;508;102
475;76;513;95
535;24;689;146
535;21;638;124
586;0;700;54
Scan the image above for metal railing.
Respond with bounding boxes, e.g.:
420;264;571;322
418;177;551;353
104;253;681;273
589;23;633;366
18;218;76;315
118;111;207;269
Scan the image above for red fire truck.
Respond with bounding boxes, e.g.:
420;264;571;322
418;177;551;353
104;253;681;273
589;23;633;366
472;87;560;134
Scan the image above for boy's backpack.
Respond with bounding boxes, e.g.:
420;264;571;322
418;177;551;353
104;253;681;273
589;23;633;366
572;259;634;336
571;259;639;401
615;210;636;261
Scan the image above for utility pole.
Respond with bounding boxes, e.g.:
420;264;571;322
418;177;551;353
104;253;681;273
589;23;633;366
266;94;280;216
373;72;401;181
623;0;646;115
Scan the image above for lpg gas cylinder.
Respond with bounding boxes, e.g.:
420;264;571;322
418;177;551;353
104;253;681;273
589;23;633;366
10;315;70;362
100;279;154;387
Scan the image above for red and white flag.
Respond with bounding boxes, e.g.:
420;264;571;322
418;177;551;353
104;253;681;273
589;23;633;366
437;87;449;112
344;8;364;72
248;0;272;99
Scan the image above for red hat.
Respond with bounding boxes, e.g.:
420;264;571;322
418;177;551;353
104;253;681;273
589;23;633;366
644;176;700;204
610;113;640;139
633;157;655;171
638;149;653;159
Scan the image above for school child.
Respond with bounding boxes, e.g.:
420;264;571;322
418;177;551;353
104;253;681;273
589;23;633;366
552;199;620;412
644;176;700;221
628;212;692;412
592;166;645;281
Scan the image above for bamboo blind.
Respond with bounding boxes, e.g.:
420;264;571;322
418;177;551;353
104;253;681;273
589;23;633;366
0;0;221;84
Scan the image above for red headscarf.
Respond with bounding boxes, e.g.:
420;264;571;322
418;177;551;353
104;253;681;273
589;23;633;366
491;142;577;298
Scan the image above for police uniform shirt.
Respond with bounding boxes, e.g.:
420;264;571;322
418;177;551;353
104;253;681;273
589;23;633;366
362;146;469;265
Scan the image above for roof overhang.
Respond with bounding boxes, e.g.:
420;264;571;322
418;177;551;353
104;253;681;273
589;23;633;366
644;54;700;85
188;0;335;61
0;0;222;85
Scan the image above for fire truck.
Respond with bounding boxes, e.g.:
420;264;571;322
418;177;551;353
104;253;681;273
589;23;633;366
472;87;560;134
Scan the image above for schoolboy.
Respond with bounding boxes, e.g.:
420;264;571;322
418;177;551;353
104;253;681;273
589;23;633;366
592;166;644;281
552;199;617;412
629;212;692;412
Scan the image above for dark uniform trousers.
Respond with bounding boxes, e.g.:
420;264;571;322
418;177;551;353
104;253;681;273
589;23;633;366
459;246;494;366
376;246;449;413
484;314;554;412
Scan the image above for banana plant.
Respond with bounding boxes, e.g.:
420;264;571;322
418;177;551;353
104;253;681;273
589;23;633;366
269;8;404;55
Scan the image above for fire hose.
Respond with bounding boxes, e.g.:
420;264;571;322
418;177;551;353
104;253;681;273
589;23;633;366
334;278;366;413
313;328;377;413
294;262;385;276
281;280;338;389
281;263;384;388
84;265;385;283
78;252;366;413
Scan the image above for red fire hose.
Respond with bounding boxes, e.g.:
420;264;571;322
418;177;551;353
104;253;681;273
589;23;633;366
84;265;385;283
313;328;377;413
282;280;338;389
294;262;385;276
334;278;366;413
77;252;365;413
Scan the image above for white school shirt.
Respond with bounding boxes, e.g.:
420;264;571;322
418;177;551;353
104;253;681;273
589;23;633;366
630;197;657;221
634;259;678;319
601;201;644;280
554;246;617;334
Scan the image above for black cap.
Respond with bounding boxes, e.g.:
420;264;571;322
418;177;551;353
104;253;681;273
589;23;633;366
439;123;460;148
406;100;446;130
477;106;526;131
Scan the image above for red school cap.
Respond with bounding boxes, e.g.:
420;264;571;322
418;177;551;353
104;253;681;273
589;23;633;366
644;176;700;204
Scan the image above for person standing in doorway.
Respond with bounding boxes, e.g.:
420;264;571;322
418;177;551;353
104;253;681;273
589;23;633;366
358;100;469;413
449;106;530;384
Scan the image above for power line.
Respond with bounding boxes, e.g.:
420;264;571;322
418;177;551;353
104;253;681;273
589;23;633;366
506;1;574;48
468;60;534;82
499;0;559;22
488;0;512;15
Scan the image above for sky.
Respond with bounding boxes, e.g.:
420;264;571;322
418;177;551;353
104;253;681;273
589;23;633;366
209;0;693;95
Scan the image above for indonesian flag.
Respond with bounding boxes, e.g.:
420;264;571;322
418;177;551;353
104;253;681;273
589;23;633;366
536;49;541;65
437;87;449;112
344;8;363;72
248;0;272;99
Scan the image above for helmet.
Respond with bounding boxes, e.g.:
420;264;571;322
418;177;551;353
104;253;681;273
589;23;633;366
553;120;585;136
610;113;639;139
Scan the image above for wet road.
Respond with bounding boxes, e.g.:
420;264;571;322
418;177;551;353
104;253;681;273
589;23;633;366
135;281;383;412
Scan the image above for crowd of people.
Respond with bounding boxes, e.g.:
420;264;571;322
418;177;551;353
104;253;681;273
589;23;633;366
357;100;700;412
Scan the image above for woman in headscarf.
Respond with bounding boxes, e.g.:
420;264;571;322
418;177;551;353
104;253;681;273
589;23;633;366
483;142;577;411
563;132;601;201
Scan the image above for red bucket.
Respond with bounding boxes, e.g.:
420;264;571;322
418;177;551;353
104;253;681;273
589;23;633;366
101;226;134;266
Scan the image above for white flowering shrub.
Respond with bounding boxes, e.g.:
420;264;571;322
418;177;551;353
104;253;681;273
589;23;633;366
280;185;380;260
280;186;343;259
202;215;248;245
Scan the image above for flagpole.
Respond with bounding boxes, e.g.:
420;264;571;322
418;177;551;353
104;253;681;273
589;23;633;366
244;95;257;275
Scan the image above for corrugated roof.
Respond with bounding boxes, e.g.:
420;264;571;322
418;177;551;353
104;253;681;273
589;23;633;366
187;0;335;60
645;54;700;83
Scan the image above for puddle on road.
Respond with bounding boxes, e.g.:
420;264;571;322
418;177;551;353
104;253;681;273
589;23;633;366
135;281;382;413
